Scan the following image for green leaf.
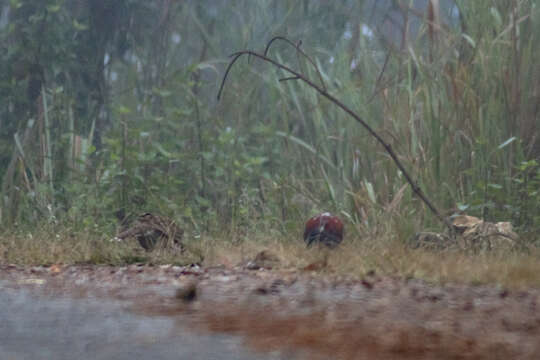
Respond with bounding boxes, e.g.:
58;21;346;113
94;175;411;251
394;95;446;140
518;160;538;171
153;143;172;158
275;131;336;170
461;34;476;48
249;156;267;166
196;196;210;207
183;207;193;218
172;108;193;117
201;152;214;160
498;136;516;149
364;180;376;204
321;166;336;205
457;203;469;211
14;132;25;158
215;167;225;177
153;88;171;97
196;62;219;75
10;0;23;9
490;7;502;28
46;4;61;13
73;20;88;31
117;106;131;115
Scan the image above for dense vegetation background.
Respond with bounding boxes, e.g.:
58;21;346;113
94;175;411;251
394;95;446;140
1;0;539;244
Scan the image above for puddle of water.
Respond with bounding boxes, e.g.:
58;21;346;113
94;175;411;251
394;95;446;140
0;283;288;360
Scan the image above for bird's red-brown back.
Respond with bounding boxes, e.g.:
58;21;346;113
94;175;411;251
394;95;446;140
303;212;344;248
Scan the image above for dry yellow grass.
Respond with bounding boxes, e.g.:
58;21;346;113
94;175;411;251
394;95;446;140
194;232;540;289
1;225;540;289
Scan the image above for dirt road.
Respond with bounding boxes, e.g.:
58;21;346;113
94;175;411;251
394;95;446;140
2;264;540;359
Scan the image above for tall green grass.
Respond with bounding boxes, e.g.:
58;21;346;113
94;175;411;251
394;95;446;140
1;1;538;242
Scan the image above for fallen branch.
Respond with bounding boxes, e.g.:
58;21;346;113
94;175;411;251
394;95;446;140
217;38;454;234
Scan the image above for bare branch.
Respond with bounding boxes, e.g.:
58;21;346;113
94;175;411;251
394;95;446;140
279;76;300;82
264;36;326;91
217;39;454;234
217;52;245;101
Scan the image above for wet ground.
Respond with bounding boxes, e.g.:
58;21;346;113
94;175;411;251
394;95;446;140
0;267;291;360
0;286;284;360
2;263;540;359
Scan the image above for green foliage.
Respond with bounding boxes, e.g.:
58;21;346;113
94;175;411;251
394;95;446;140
511;159;540;236
0;1;539;243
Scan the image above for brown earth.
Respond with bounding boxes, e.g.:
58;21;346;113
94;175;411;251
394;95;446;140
2;263;540;360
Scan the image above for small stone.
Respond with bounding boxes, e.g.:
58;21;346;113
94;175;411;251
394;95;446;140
175;282;198;303
246;261;260;270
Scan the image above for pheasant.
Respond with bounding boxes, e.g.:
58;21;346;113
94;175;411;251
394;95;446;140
116;212;184;251
303;212;344;248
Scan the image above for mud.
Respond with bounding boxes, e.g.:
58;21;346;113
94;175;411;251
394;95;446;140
2;263;540;359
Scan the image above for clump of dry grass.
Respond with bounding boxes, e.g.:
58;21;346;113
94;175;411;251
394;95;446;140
328;240;540;289
199;231;540;289
0;226;131;265
1;223;540;289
